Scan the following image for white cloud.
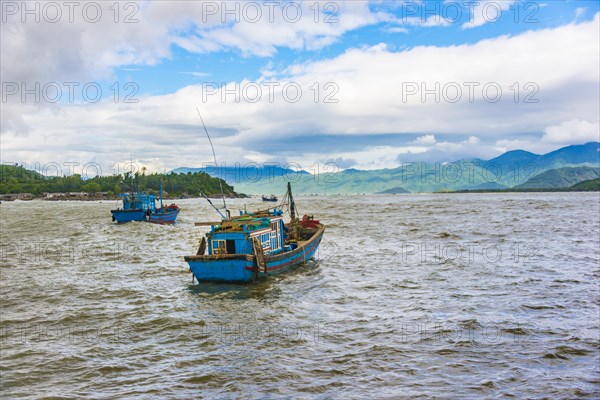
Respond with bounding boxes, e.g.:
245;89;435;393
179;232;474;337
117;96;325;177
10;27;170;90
397;139;502;163
315;145;428;170
465;136;480;145
1;9;599;172
385;26;409;34
0;1;381;85
412;134;437;145
542;119;600;144
495;138;537;153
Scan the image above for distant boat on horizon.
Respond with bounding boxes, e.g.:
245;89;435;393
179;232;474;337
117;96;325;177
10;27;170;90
261;194;278;202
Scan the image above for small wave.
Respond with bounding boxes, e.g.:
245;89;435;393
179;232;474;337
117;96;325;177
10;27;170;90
501;327;529;335
544;346;593;360
437;232;461;239
522;304;554;310
479;380;498;389
434;348;457;355
183;374;222;384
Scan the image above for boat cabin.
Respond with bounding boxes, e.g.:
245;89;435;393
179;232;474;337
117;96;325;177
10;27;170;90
206;210;288;256
118;193;156;212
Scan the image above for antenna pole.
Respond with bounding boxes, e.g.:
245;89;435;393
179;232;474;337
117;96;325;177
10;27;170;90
196;108;228;215
288;182;296;220
160;179;164;210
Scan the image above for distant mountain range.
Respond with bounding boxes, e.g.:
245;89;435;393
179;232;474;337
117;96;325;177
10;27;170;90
172;165;310;179
173;142;600;194
515;166;600;189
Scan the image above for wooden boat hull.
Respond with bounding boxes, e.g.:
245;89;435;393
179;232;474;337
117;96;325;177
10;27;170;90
184;225;324;283
111;209;146;223
148;209;180;225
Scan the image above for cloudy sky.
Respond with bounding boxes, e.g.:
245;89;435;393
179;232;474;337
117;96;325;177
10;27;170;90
1;0;599;174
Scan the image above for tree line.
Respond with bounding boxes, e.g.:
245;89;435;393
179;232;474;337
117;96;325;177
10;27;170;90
0;165;240;197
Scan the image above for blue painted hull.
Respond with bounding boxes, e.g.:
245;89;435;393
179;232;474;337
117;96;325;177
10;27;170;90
184;225;324;283
111;209;146;223
186;255;256;282
148;209;180;225
111;207;180;224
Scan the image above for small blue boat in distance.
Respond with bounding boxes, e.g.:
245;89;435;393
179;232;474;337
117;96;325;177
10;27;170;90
184;183;324;283
111;181;180;224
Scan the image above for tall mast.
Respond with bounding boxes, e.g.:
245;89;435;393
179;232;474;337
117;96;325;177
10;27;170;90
160;179;164;210
196;108;229;219
288;182;296;220
197;108;228;216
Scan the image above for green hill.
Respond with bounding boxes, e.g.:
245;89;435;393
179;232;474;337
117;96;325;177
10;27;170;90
0;164;44;181
569;178;600;191
515;167;600;189
487;150;539;173
0;164;239;197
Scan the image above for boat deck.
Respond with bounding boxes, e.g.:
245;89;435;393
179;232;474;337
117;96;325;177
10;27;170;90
184;224;324;263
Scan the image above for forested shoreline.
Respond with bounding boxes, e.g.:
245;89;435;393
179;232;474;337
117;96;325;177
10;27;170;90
0;165;244;199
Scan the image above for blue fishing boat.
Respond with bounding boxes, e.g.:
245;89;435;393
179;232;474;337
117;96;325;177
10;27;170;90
184;183;324;283
148;180;180;224
111;192;155;223
148;203;180;224
111;182;180;224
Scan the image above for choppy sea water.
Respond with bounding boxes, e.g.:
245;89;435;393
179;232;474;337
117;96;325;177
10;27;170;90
1;193;599;399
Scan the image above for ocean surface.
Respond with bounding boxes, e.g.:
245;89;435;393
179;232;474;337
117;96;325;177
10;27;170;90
1;193;599;399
